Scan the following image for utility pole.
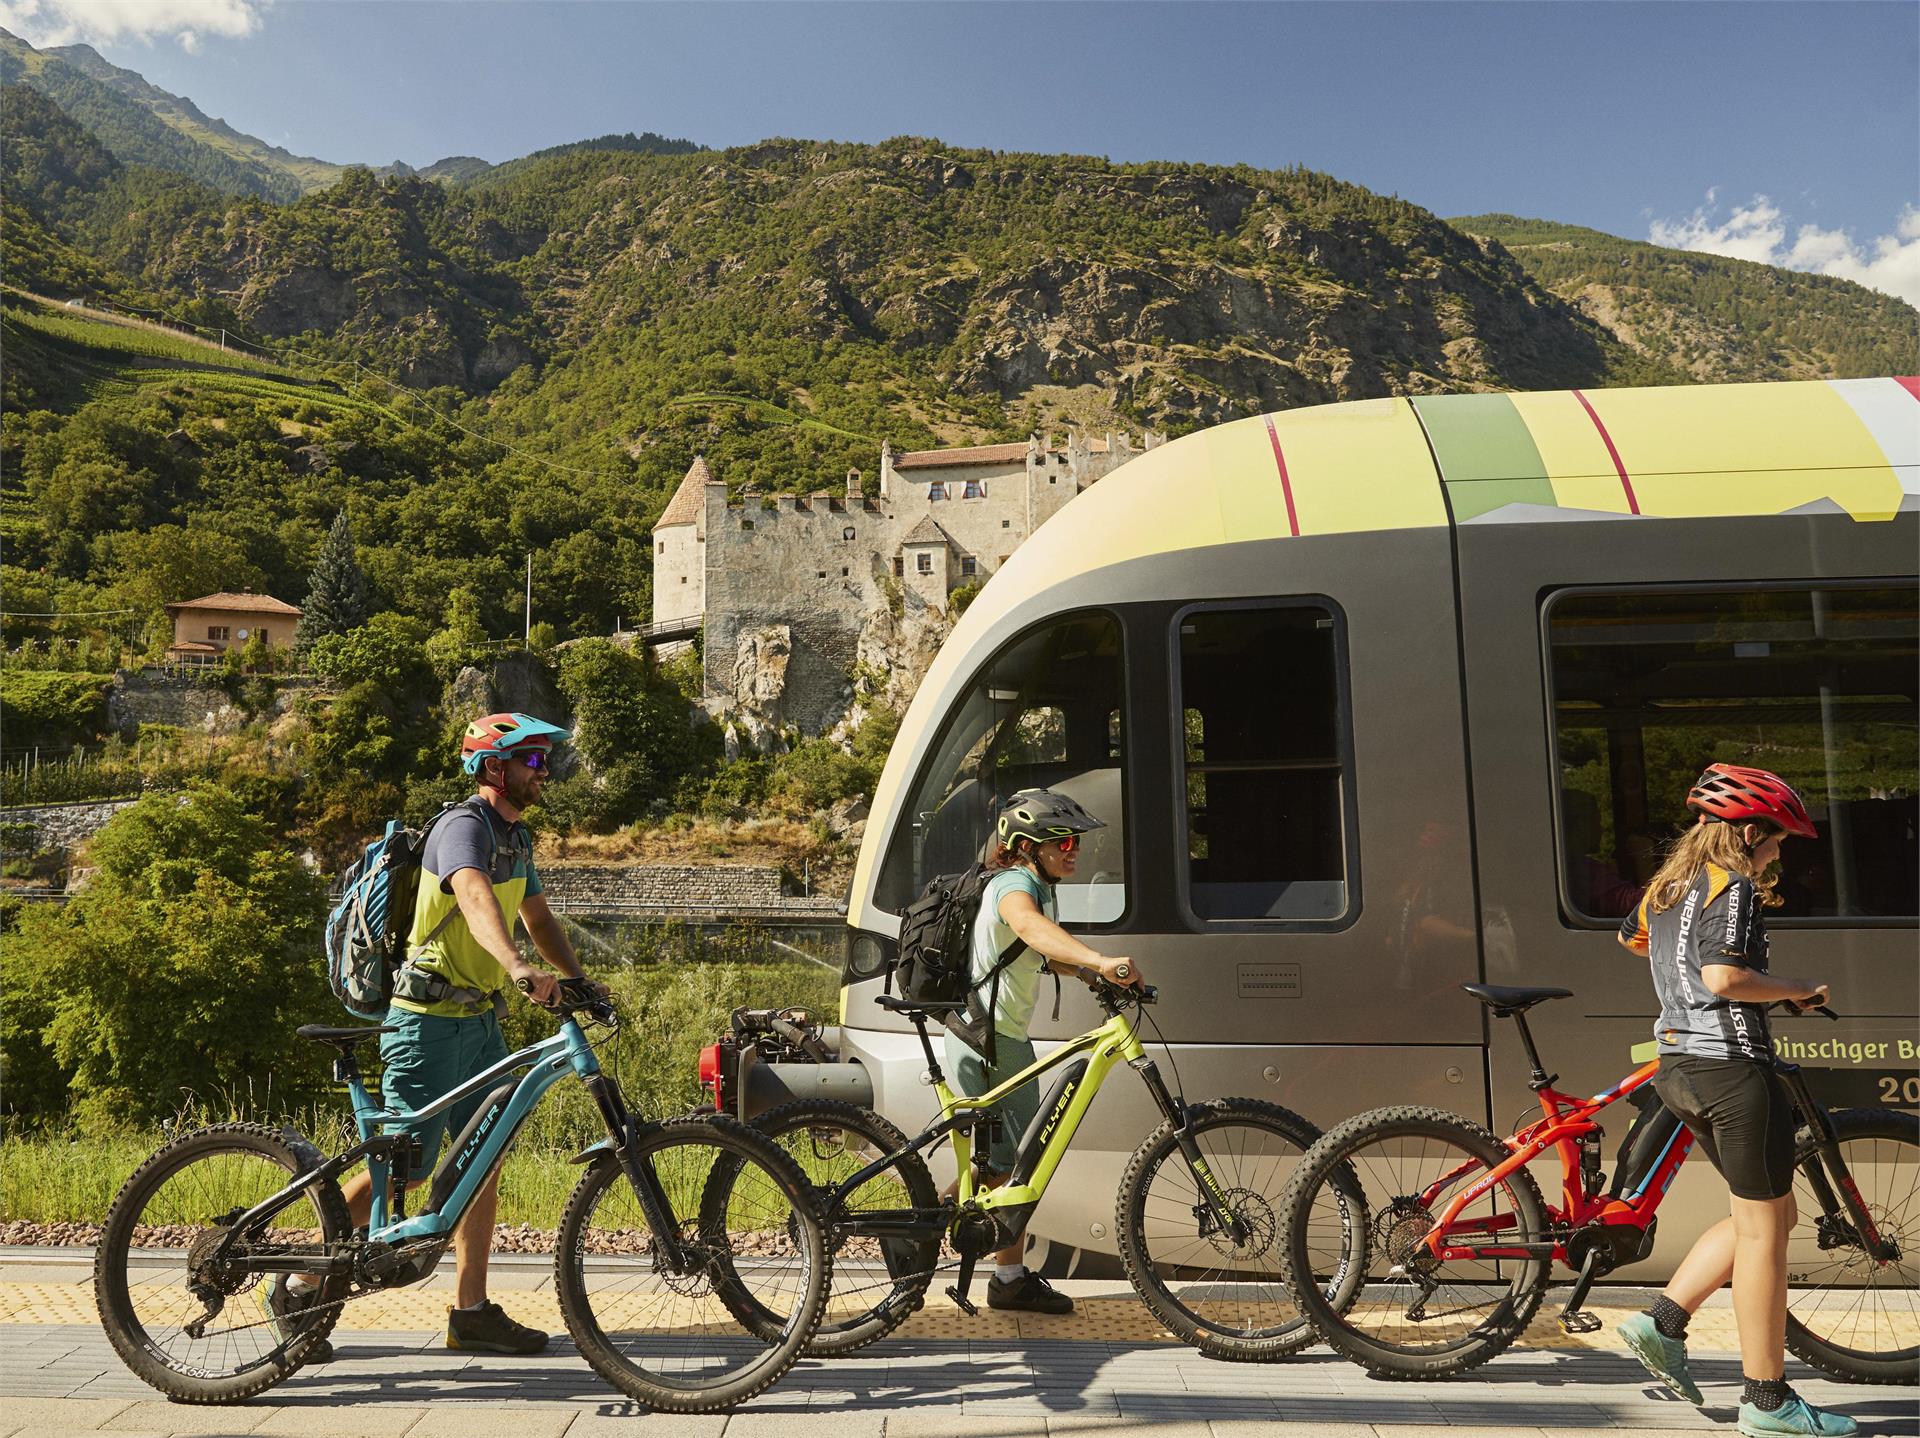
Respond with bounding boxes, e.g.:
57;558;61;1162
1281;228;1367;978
524;552;533;648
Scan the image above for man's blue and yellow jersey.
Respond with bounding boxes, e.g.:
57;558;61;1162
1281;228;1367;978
395;799;542;1018
1620;863;1773;1063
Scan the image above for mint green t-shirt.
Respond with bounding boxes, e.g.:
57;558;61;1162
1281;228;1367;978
969;867;1053;1040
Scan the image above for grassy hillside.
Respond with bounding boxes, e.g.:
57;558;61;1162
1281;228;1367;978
1452;213;1917;380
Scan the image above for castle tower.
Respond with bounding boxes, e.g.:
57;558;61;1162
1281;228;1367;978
651;454;713;627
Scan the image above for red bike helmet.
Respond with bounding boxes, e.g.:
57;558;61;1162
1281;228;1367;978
1687;763;1817;839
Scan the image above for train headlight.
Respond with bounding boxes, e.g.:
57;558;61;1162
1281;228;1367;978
847;930;893;980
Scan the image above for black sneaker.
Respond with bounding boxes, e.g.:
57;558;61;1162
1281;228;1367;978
258;1275;334;1363
986;1271;1074;1314
446;1300;550;1354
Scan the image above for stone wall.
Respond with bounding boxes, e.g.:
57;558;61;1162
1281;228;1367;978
0;799;137;854
539;863;843;915
105;672;319;737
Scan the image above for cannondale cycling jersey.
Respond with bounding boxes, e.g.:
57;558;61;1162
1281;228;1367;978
1619;864;1774;1062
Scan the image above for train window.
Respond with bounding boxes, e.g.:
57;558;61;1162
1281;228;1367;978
875;611;1126;923
1176;603;1350;922
1547;584;1918;923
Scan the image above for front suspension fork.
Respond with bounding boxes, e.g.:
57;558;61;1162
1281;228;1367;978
1133;1057;1250;1247
585;1075;694;1272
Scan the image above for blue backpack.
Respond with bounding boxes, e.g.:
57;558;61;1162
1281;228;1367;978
324;799;487;1019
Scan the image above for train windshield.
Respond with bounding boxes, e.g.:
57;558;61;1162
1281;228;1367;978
875;610;1126;921
1549;583;1919;922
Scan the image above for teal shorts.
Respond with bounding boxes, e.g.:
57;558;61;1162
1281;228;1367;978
379;1006;511;1179
944;1031;1040;1174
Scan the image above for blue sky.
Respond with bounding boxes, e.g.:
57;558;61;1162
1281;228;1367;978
6;1;1917;302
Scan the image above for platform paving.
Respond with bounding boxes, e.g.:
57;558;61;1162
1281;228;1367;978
2;1251;1911;1437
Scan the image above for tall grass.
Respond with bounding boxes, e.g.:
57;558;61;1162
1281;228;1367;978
0;955;842;1230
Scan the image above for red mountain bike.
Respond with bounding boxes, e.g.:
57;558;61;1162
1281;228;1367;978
1277;983;1916;1383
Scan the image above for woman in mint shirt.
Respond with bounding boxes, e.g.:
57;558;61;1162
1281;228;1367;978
943;788;1140;1314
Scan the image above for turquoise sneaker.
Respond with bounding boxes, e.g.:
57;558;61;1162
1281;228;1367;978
1618;1310;1703;1405
1737;1395;1859;1437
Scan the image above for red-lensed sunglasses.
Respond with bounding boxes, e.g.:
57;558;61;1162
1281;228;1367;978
1052;834;1079;853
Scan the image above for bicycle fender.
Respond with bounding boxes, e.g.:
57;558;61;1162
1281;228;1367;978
569;1137;617;1165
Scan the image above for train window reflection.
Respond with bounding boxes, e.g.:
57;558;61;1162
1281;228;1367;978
1177;604;1349;921
1547;584;1919;923
875;611;1126;922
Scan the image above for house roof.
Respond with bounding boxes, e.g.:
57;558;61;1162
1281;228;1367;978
900;516;954;547
893;441;1030;471
165;592;302;616
655;455;714;529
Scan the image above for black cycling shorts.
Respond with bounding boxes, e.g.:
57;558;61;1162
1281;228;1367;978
1652;1054;1797;1201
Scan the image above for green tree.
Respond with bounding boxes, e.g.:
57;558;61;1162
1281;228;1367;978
307;612;431;690
424;585;489;678
553;638;718;828
2;785;330;1129
293;511;372;655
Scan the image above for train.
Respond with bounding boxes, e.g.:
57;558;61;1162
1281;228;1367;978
751;377;1920;1279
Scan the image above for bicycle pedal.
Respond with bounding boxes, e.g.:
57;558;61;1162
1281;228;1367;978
1558;1309;1603;1335
946;1285;977;1317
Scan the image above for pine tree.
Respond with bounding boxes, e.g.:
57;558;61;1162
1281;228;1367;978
294;511;371;655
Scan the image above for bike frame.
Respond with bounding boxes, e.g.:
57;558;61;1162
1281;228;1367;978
208;1010;696;1280
1421;1057;1895;1268
825;998;1247;1253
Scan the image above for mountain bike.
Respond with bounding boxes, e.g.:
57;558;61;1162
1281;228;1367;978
93;981;830;1412
703;969;1351;1360
1275;982;1917;1382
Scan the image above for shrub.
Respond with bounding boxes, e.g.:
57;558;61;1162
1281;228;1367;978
0;670;112;749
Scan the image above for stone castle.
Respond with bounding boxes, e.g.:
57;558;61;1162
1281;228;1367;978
652;431;1160;737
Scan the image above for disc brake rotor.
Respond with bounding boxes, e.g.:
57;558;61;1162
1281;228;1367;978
1203;1188;1278;1261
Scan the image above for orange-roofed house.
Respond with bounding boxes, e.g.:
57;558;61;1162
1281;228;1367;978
164;591;303;660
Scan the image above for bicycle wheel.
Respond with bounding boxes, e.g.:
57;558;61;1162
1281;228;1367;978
93;1123;350;1404
555;1113;829;1412
732;1099;938;1357
1784;1106;1918;1385
1277;1105;1550;1379
1116;1098;1337;1360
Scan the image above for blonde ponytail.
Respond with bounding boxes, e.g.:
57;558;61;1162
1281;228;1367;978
1645;820;1783;914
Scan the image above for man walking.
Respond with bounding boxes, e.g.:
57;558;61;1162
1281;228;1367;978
269;712;586;1358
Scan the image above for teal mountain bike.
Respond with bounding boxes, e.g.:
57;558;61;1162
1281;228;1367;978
93;981;830;1412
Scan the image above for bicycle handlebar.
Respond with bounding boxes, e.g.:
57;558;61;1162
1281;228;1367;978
518;974;618;1026
1770;999;1840;1022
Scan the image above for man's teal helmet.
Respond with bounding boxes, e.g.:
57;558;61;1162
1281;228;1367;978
461;711;571;776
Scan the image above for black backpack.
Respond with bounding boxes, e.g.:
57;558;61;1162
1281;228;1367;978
890;864;1041;1065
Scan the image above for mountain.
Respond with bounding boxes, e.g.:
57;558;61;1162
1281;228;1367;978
1451;214;1917;381
0;27;342;201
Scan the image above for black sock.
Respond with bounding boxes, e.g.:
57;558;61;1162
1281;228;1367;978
1647;1295;1690;1340
1744;1376;1792;1411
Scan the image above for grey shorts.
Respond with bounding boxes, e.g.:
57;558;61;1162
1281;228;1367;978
944;1031;1041;1175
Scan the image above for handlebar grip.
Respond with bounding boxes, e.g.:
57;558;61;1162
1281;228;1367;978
1113;961;1132;983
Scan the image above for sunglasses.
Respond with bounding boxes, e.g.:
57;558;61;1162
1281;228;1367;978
511;750;550;772
1051;835;1079;854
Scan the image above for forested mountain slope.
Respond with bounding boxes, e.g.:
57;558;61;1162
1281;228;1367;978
1452;213;1917;381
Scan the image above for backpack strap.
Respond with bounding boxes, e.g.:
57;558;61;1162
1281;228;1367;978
398;797;510;1013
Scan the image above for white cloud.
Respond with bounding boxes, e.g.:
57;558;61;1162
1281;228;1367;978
0;0;264;53
1651;192;1920;307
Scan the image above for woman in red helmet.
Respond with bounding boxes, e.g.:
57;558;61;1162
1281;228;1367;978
1615;764;1854;1438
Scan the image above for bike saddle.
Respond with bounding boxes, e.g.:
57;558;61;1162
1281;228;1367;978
1461;983;1573;1015
296;1023;399;1048
874;994;968;1017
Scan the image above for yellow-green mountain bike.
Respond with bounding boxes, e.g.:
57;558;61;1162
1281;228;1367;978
702;971;1353;1360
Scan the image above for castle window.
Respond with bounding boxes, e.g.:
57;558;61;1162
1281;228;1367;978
658;541;667;554
917;553;933;574
1049;476;1057;484
963;480;985;499
928;483;947;502
841;567;850;577
1002;519;1011;528
679;576;687;584
843;526;856;541
894;556;905;578
818;571;828;579
961;557;977;577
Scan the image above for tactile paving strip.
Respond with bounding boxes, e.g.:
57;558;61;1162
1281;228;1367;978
0;1278;1847;1354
